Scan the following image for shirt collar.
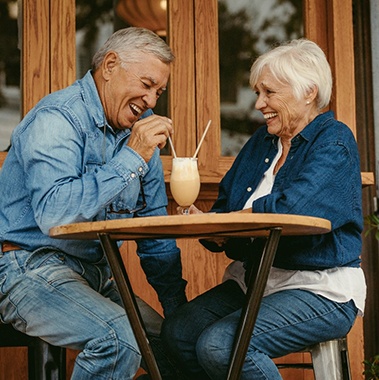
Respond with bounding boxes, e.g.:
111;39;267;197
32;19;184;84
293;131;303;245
79;70;131;138
262;110;335;144
298;111;334;141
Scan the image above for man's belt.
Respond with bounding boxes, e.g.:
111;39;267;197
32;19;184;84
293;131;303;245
1;241;22;253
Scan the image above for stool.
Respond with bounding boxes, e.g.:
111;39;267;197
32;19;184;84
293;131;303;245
0;322;66;380
276;337;351;380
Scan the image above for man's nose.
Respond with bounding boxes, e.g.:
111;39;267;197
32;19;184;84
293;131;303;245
143;91;157;109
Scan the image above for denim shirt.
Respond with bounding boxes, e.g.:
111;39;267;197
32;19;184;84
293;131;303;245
211;111;363;270
0;70;187;315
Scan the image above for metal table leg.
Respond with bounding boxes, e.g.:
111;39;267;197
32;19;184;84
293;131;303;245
226;227;282;380
98;233;162;380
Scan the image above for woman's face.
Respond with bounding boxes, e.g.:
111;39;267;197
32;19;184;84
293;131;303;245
254;66;317;139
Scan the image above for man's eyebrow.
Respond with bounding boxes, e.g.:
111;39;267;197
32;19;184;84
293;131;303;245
142;75;157;85
140;74;167;91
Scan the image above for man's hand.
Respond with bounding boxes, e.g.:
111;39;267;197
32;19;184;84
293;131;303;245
127;115;173;162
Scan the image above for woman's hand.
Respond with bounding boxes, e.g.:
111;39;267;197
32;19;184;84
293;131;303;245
176;204;202;215
180;205;228;249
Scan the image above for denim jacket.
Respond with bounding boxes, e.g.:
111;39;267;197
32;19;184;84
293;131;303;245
211;111;363;270
0;71;187;315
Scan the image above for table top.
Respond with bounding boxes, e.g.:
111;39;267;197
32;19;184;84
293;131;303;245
49;213;331;241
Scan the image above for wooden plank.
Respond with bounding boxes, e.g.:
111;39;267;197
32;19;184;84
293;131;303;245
326;0;356;135
194;0;221;162
49;0;76;92
362;171;375;187
348;317;365;380
305;0;356;135
21;0;75;116
193;0;231;182
20;0;50;116
0;348;28;380
0;152;7;167
167;0;196;157
304;0;328;56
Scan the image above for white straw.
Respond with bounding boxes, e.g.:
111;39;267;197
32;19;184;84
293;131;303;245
193;120;212;158
168;135;177;158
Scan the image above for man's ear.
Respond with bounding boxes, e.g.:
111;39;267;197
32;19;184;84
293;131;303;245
102;51;118;80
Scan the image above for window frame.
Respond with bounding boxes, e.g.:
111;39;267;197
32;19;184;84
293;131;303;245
19;0;372;190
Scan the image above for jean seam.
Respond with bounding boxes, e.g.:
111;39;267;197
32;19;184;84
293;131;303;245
254;299;354;337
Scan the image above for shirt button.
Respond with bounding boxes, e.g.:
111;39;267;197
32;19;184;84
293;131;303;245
131;173;136;178
247;187;252;192
138;167;143;173
265;158;269;163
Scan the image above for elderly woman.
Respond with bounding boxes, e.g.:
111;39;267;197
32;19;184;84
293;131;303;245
161;39;365;379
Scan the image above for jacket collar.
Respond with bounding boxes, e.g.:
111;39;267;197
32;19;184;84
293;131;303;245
262;110;334;145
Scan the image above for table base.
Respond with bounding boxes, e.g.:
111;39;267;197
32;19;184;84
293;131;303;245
98;227;282;380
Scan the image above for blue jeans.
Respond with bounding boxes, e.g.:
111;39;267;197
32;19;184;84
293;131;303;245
161;280;358;380
0;247;177;380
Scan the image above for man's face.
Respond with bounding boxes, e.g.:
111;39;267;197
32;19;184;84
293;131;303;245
101;53;170;130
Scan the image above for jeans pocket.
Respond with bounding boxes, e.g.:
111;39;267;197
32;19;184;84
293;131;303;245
0;273;7;297
23;246;65;270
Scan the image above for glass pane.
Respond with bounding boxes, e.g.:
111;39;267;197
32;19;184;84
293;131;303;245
0;0;20;152
76;0;170;154
219;0;304;156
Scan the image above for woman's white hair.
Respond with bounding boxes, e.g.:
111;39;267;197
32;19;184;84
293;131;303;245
249;39;332;110
92;27;174;70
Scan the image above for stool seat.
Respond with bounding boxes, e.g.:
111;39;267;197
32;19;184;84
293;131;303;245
276;337;351;380
0;322;66;380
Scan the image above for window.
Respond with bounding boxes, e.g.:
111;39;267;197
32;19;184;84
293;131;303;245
218;0;303;156
0;0;20;151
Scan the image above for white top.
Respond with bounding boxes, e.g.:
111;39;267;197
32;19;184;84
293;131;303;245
223;139;366;315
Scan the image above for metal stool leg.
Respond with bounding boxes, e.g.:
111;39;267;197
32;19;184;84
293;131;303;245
33;339;66;380
339;337;352;380
227;228;282;380
310;338;351;380
27;341;37;380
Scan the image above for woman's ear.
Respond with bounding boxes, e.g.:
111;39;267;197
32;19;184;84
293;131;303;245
306;85;318;103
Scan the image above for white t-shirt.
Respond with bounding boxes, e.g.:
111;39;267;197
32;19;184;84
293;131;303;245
222;139;366;315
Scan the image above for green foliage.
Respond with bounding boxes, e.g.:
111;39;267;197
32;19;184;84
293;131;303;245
364;214;379;241
363;355;379;379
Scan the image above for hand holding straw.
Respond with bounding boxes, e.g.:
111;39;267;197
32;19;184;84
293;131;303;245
168;136;177;158
193;120;212;158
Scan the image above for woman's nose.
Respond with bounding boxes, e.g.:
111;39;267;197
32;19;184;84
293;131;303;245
255;94;266;110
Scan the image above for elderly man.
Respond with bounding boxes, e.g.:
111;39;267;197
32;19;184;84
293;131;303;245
0;27;187;379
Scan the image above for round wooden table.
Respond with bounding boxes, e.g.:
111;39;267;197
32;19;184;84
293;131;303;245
50;213;331;380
